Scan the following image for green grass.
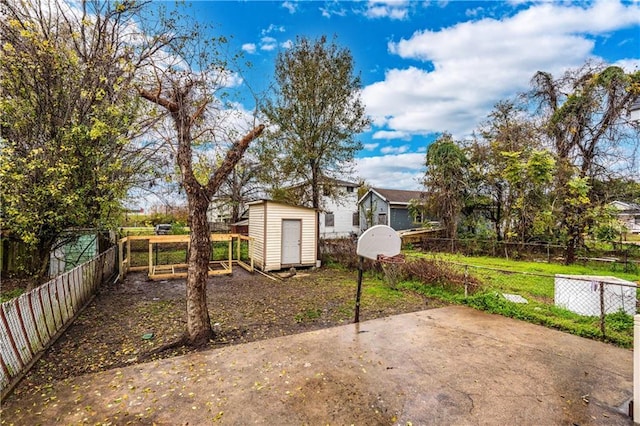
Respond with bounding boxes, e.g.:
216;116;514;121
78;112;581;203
127;240;250;267
362;276;407;302
400;250;639;348
0;288;25;303
121;227;155;236
410;251;638;281
294;308;322;323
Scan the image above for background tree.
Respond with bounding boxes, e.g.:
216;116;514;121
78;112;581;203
214;157;266;224
0;0;165;282
499;149;555;244
531;62;640;263
260;35;370;249
137;14;264;345
466;100;543;241
422;133;469;241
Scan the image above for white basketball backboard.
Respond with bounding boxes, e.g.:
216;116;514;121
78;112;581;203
356;225;401;260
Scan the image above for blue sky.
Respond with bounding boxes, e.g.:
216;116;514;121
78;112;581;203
175;0;639;191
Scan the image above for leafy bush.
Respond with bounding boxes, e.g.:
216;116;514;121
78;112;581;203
605;310;633;332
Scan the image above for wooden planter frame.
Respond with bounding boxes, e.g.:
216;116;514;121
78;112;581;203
118;234;253;280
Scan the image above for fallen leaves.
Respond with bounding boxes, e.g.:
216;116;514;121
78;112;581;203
7;267;430;423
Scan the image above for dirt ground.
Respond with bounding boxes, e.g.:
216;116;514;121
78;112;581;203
7;266;442;403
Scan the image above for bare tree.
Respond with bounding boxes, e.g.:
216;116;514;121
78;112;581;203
212;157;265;224
137;17;264;345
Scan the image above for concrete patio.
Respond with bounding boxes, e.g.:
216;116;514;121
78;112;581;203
1;306;633;425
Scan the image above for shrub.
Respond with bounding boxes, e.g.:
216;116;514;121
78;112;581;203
399;258;482;294
319;238;377;271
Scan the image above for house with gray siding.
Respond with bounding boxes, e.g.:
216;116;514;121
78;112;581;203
357;188;426;232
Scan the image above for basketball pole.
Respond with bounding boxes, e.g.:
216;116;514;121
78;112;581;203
355;255;364;323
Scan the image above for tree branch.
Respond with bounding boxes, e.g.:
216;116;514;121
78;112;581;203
190;100;208;126
137;87;178;113
205;124;265;196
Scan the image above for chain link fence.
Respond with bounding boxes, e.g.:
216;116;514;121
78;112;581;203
432;261;638;347
319;239;638;347
412;237;640;272
0;247;117;400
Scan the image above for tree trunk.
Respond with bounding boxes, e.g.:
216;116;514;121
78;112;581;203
311;161;321;261
184;195;213;345
565;232;577;265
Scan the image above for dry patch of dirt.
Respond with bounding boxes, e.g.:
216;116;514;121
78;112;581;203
6;267;444;403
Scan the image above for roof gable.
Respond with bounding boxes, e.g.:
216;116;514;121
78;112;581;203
371;187;424;205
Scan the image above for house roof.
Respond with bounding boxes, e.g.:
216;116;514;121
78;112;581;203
329;178;360;187
286;176;360;190
610;201;640;212
363;188;425;205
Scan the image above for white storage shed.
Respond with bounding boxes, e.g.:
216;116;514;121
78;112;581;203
248;200;318;272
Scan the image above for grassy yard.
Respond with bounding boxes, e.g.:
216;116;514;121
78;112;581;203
395;250;639;347
127;240;251;268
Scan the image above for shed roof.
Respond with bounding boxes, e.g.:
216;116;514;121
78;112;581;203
247;199;317;211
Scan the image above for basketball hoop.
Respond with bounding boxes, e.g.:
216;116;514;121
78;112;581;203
376;253;405;264
377;253;405;289
354;225;402;323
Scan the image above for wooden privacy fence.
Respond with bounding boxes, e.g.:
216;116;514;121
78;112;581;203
0;246;117;400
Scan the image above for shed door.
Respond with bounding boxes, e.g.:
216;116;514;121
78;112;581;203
281;219;301;265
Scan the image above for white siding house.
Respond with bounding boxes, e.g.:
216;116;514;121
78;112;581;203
318;180;360;239
248;200;318;272
610;201;640;234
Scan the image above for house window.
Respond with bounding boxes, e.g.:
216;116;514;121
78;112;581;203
325;212;335;227
346;186;354;193
352;212;359;226
377;213;387;225
413;211;424;224
635;215;640;225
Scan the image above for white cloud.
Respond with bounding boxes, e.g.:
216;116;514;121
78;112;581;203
363;1;640;138
364;0;410;20
280;39;293;49
372;130;410;140
260;36;277;51
261;24;285;36
320;1;348;18
355;153;425;190
242;43;257;54
614;58;640;72
380;145;410;154
363;143;380;150
282;1;297;14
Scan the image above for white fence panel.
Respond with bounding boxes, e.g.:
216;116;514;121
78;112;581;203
0;247;116;399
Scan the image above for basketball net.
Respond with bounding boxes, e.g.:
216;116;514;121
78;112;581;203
377;254;405;288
